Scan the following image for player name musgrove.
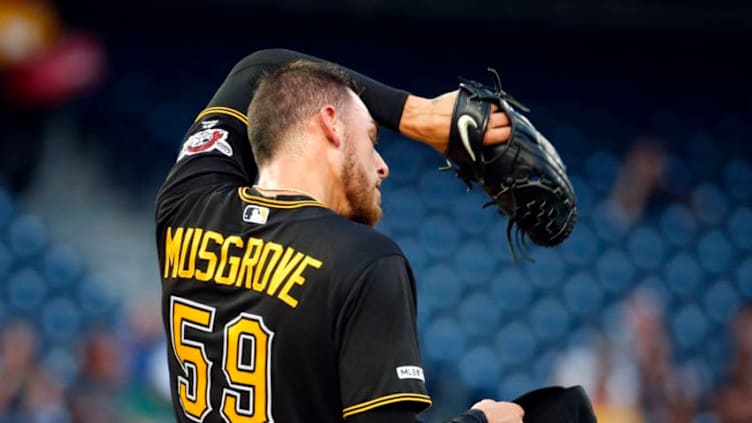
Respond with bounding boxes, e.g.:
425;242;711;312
163;226;322;308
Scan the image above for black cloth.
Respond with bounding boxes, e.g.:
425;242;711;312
512;385;597;423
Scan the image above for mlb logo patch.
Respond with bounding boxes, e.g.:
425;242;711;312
243;205;270;224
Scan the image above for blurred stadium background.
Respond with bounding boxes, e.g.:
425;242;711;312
1;0;751;422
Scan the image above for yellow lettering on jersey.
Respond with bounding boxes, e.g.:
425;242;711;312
252;241;283;292
196;230;223;282
266;248;305;296
163;227;324;309
278;256;323;308
178;228;203;279
216;235;243;285
236;237;264;289
164;227;184;278
177;228;196;278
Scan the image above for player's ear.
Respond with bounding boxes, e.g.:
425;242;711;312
318;104;342;148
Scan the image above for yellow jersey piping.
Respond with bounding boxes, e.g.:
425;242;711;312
342;393;432;418
238;187;326;209
195;107;248;126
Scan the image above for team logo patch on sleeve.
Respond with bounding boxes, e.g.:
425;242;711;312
177;126;233;161
396;366;425;382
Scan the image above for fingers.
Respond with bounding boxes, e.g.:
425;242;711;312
471;399;524;423
488;110;509;127
483;126;511;145
483;111;511;145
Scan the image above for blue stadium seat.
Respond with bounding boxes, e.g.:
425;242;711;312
727;207;752;251
490;267;533;313
459;346;502;390
692;183;728;226
7;214;48;258
671;304;709;350
697;230;733;274
454;241;497;287
595;248;634;294
524;248;565;289
41;297;82;344
382;188;426;234
529;297;571;342
418;215;461;258
665;253;702;297
591;201;630;243
458;292;501;337
418;169;466;210
76;273;117;322
43;245;84;292
660;204;698;247
423;317;467;363
380;141;430;185
6;268;47;313
498;371;537;401
723;158;751;202
495;322;537;367
560;222;599;266
419;264;463;312
627;226;665;270
703;280;741;324
563;271;604;317
451;189;495;236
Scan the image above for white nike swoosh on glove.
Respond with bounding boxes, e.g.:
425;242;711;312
458;114;479;162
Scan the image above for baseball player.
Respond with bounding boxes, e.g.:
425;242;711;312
156;49;521;423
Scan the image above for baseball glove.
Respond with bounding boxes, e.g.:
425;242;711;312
444;69;576;261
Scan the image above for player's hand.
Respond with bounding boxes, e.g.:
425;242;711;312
471;399;524;423
398;91;510;153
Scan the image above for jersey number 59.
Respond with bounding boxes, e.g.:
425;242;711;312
170;296;274;422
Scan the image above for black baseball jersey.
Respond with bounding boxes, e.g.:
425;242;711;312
155;70;430;422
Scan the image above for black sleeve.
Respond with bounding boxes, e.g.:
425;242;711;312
208;48;410;131
348;403;489;423
338;255;431;419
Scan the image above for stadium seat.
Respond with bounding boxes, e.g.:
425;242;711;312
627;226;666;270
660;204;698;247
727;207;752;251
458;292;502;337
6;267;47;313
563;271;604;317
423;317;467;363
459;346;502;390
418;215;461;258
665;252;703;296
8;214;48;258
595;248;634;295
453;241;497;287
40;297;82;344
495;322;537;367
696;230;733;274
